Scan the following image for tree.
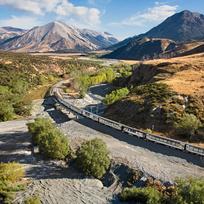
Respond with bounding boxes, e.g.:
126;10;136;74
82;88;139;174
104;87;129;105
120;178;204;204
174;113;201;138
76;138;110;179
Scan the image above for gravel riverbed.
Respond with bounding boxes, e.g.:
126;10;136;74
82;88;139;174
59;120;204;182
1;93;204;204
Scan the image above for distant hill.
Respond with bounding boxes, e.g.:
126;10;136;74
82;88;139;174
141;10;204;42
0;21;118;52
106;10;204;58
0;26;26;44
104;37;177;60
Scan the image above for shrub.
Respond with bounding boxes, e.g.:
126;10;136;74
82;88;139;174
24;195;41;204
132;83;174;104
76;138;110;179
174;178;204;204
27;118;70;160
39;128;69;160
120;187;162;204
27;118;54;145
0;162;25;182
174;113;201;138
0;162;25;203
104;87;129;105
0;102;14;122
14;101;31;116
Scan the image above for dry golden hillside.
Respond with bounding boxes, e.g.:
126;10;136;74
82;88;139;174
123;53;204;97
105;53;204;145
143;53;204;97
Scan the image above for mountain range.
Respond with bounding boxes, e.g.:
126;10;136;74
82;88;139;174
105;10;204;60
0;27;26;44
0;21;118;52
1;10;204;58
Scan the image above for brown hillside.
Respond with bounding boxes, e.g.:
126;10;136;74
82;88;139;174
142;53;204;97
105;53;204;144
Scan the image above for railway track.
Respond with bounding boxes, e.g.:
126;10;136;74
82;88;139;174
51;85;204;157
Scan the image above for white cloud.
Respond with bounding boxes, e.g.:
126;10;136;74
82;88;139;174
55;0;101;26
0;15;41;29
111;3;178;27
0;0;43;15
0;0;101;27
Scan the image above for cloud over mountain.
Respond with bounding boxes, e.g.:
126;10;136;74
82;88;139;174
0;0;101;28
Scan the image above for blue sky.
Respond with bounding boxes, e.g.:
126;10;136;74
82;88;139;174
0;0;203;39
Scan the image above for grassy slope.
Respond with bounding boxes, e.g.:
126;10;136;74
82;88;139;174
0;52;101;121
105;53;204;145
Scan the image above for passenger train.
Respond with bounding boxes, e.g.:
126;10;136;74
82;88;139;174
53;88;204;157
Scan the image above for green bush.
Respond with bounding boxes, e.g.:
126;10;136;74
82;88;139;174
174;113;201;138
76;138;110;179
27;118;70;160
132;83;174;104
39;128;69;160
174;178;204;204
0;102;15;121
13;101;31;116
0;162;25;182
104;87;129;105
24;195;41;204
120;187;162;204
120;178;204;204
0;162;25;203
27;118;54;145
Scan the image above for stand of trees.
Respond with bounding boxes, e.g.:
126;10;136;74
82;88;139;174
73;68;116;97
103;87;129;105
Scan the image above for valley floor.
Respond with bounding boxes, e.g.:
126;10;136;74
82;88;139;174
0;95;204;203
0;100;114;204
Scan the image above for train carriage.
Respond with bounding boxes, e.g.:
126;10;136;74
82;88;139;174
82;110;99;122
146;134;184;150
99;117;122;130
185;144;204;156
123;126;145;138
